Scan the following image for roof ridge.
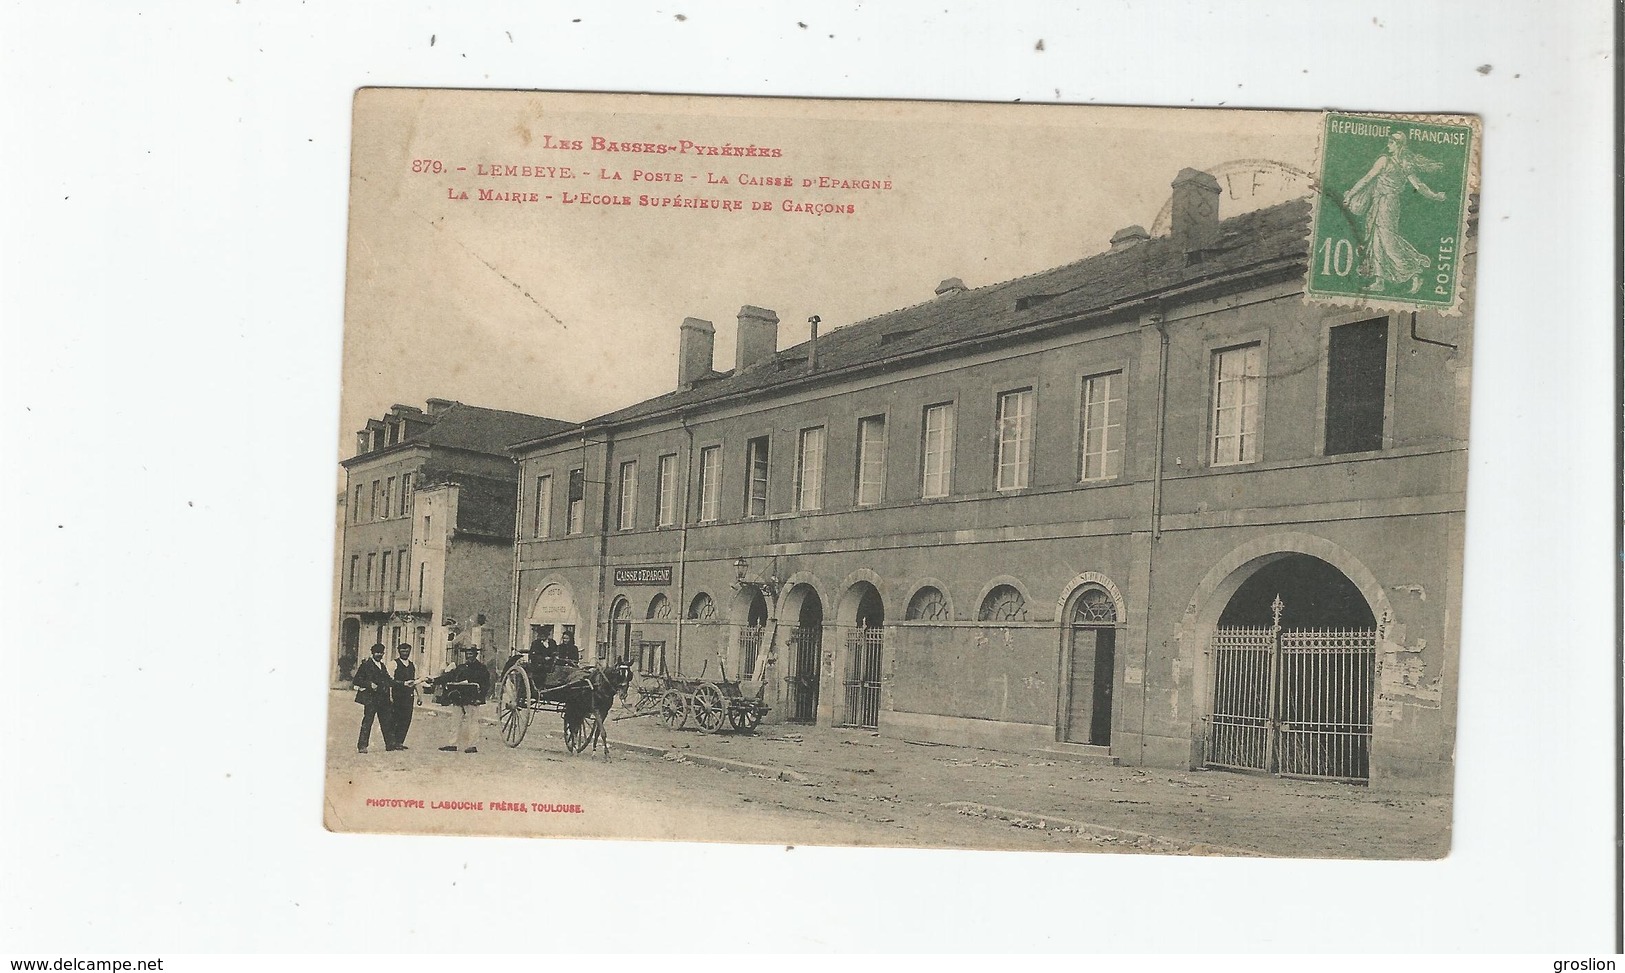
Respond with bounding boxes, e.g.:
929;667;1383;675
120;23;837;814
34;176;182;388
542;197;1313;440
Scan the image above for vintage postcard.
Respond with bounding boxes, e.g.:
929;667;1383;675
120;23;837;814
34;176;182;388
326;89;1476;858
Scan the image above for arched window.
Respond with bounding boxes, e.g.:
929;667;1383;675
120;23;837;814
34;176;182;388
688;592;717;621
647;593;673;620
905;586;951;621
1070;586;1117;624
978;584;1028;622
610;596;633;622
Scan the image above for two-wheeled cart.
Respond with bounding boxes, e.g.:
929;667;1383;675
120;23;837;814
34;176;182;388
492;655;597;751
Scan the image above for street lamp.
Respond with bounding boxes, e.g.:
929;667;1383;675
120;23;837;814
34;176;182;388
732;556;780;600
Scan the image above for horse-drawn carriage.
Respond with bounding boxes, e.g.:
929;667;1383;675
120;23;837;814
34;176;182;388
493;653;631;753
627;660;769;733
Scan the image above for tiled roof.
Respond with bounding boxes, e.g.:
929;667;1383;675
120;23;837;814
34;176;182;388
346;403;573;465
416;403;574;455
521;198;1313;446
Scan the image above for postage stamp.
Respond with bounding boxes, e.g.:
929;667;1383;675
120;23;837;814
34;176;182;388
1306;112;1479;314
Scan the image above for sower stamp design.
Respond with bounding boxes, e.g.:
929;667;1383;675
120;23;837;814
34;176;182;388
1307;112;1478;314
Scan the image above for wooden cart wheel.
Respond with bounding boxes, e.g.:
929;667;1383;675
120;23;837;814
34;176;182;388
693;683;727;733
658;689;687;729
497;665;533;748
739;706;763;731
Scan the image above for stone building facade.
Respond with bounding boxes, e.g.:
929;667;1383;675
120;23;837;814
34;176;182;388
507;171;1472;792
337;399;571;681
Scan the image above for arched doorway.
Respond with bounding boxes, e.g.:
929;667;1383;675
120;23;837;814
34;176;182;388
527;582;581;666
784;585;824;724
838;582;885;729
1063;586;1118;746
640;594;674;675
1206;553;1378;781
609;596;634;665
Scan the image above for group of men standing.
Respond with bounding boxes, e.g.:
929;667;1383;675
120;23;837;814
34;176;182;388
353;642;492;753
352;643;418;752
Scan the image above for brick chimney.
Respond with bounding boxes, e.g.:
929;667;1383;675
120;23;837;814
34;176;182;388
678;317;715;388
934;277;967;298
1169;168;1221;254
1110;225;1150;252
735;305;779;372
425;397;457;417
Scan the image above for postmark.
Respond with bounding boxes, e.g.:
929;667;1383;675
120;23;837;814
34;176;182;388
1306;112;1479;314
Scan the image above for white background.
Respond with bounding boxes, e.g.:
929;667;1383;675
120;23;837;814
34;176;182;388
1;0;1616;953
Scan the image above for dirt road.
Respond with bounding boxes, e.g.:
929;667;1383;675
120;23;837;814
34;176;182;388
324;692;1450;858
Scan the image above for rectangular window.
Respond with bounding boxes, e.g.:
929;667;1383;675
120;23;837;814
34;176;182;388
399;473;412;516
351;484;362;522
855;416;886;505
656;454;677;527
617;461;638;530
995;389;1034;490
369;480;380;520
417;562;425;599
1211;344;1263;466
745;437;770;517
1324;318;1389;455
396;549;407;590
349;555;358;590
383;477;394;518
796;427;825;511
567;468;585;535
1080;371;1125;481
380;551;392;591
532;474;552;538
922;403;954;498
365;553;375;590
698;446;722;522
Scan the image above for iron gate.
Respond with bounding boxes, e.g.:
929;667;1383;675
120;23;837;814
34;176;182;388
787;625;821;723
1206;612;1377;781
738;626;764;680
842;627;883;729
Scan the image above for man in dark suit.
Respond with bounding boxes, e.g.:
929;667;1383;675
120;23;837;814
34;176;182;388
383;643;418;751
527;634;556;684
353;642;391;753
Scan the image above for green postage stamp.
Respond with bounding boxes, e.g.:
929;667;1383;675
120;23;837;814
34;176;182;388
1307;112;1479;314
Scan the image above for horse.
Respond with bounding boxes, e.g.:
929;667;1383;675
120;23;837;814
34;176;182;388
558;662;633;758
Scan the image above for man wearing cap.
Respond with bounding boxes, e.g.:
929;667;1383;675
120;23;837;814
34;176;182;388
383;643;419;751
352;642;391;754
426;644;491;753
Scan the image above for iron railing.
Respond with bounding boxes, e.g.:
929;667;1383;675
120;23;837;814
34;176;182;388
1205;623;1376;781
842;627;883;729
339;589;418;614
787;626;821;723
738;626;765;681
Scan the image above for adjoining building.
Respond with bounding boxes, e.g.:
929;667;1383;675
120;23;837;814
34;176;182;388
507;169;1473;792
336;399;572;682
